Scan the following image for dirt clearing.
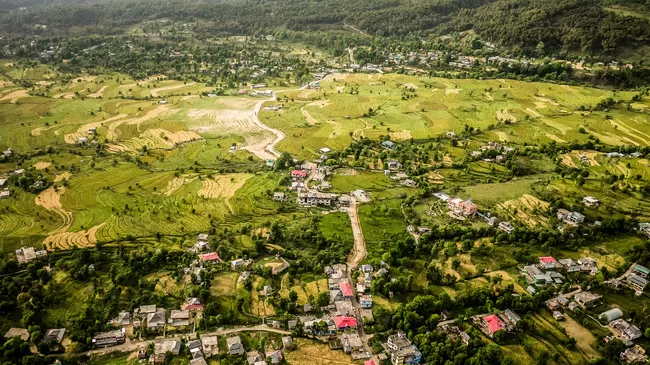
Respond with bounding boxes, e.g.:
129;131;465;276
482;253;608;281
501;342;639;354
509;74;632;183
88;85;107;98
445;88;461;95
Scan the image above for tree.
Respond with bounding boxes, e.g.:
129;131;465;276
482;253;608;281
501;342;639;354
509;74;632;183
316;292;329;307
289;290;298;303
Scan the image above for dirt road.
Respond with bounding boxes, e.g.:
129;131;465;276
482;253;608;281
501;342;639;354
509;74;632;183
346;200;366;270
245;95;285;160
344;198;377;363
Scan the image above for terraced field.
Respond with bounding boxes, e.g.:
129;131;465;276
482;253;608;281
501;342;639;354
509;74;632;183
265;73;646;159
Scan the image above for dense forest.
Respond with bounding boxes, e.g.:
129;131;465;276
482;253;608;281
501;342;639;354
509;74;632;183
0;0;649;58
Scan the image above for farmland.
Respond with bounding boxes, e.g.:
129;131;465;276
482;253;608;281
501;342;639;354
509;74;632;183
261;73;647;159
2;48;650;365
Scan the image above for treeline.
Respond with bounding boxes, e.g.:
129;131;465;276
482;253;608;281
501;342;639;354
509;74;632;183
1;0;649;57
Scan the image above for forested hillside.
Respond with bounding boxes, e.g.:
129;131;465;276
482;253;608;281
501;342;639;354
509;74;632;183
0;0;649;58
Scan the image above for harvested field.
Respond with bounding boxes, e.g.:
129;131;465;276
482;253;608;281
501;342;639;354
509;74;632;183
0;89;29;103
107;106;175;140
198;173;251;199
496;109;517;123
525;108;543;117
150;82;196;97
34;162;51;170
561;154;577;168
88;85;107;98
284;338;356;365
53;172;72;182
534;96;560;106
390;130;413;140
559;315;600;359
161;175;197;196
445;88;461;95
498;194;550;228
44;222;105;250
35;186;73;232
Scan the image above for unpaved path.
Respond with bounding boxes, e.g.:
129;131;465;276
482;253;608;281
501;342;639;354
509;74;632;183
344;198;377;364
245;94;285;160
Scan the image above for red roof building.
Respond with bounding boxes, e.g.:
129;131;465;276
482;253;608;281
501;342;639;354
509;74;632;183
539;256;557;264
291;170;307;178
201;252;221;262
334;316;357;330
364;361;376;365
481;314;505;337
340;282;353;297
181;298;205;311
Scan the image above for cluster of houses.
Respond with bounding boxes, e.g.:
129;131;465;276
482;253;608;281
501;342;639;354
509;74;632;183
14;246;48;264
226;334;292;365
382;331;422;365
433;192;478;218
546;290;603;323
523;256;598;292
599;308;643;345
287;162;354;208
4;327;66;351
609;263;649;296
474;309;521;338
470;141;515;162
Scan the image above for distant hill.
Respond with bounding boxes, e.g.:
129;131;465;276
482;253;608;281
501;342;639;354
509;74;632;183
1;0;649;59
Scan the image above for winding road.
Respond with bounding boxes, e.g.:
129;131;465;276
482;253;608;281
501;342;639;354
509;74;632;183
244;94;286;161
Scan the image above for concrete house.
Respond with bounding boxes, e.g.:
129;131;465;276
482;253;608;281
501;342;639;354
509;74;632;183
92;329;125;347
633;264;650;278
628;274;648;292
273;192;287;201
146;309;166;329
385;331;422;365
480;314;506;337
359;295;372;309
447;198;478;217
557;209;585;225
382;141;396;150
583;196;600;207
201;336;219;357
43;328;65;344
574;291;602;308
168;310;190;327
498;221;514;234
227;336;245;356
638;223;650;238
341;333;363;353
386;160;402;170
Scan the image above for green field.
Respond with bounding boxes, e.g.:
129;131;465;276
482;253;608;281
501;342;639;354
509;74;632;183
261;73;648;159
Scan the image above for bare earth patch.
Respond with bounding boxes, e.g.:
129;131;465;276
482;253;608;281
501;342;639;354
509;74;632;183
445;88;461;95
285;338;356;365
